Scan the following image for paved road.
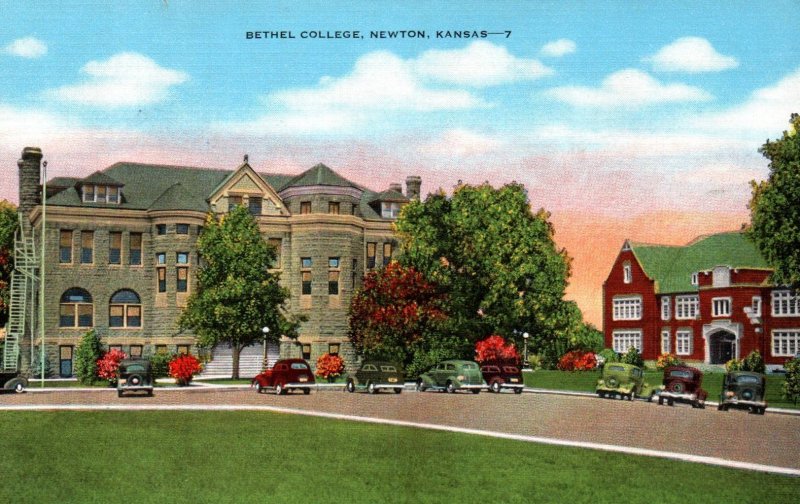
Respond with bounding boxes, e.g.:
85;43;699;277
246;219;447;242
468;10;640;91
5;387;800;470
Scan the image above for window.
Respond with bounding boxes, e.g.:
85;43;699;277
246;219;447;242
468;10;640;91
109;289;142;328
661;329;671;354
752;296;762;317
712;297;732;317
229;195;242;210
612;296;642;321
109;232;121;264
108;186;119;204
177;267;189;293
712;266;730;288
83;185;95;202
176;224;189;235
59;230;73;263
82;184;120;203
676;295;699;319
612;330;642;354
383;242;393;266
676;329;692;355
366;242;376;269
108;345;122;352
301;344;311;360
156;252;166;265
329;343;340;356
661;296;671;321
328;271;340;295
129;233;142;265
59;288;93;328
328;202;340;215
156;345;168;355
80;231;94;264
352;258;358;289
177;252;189;264
691;272;699;286
381;202;401;219
96;185;106;202
268;238;282;268
772;330;800;357
300;201;311;214
156;224;167;235
301;257;312;268
328;257;340;268
772;290;800;317
157;267;167;293
177;345;190;355
249;197;262;216
623;261;632;284
129;345;143;358
301;272;312;295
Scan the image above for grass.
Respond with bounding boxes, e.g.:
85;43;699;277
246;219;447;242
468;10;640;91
28;379;173;388
0;411;797;503
523;370;800;409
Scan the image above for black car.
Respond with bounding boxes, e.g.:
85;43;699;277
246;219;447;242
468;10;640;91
718;371;766;414
1;372;28;393
117;359;154;397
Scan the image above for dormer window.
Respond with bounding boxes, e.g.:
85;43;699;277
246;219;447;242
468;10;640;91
691;272;699;286
381;202;402;219
82;184;122;204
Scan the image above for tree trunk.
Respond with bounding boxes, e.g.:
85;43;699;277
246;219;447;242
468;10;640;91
231;344;241;380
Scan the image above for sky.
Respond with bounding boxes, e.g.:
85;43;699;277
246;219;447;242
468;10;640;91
1;1;798;326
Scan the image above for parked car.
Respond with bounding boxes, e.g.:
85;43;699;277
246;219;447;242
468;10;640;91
117;359;154;397
252;358;315;395
480;363;524;394
416;360;485;394
718;371;767;414
345;361;404;394
596;362;655;400
0;371;28;394
657;366;707;408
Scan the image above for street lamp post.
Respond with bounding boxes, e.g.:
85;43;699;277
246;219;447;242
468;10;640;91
261;326;270;368
523;332;529;368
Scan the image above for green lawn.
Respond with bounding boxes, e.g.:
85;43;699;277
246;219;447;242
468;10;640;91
28;380;172;388
0;411;797;503
523;370;800;409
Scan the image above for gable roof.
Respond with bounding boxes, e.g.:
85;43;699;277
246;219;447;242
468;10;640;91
630;232;770;293
80;171;124;187
369;189;409;203
281;163;363;190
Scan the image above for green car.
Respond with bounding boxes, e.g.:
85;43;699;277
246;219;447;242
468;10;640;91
596;363;655;401
416;360;485;394
718;371;767;414
345;361;405;394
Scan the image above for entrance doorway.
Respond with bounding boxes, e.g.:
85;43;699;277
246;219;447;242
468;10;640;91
59;345;74;378
709;331;736;364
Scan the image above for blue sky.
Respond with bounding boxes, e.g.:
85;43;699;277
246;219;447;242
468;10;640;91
1;1;798;324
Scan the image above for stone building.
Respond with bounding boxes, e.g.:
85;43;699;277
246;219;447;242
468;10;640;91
14;147;421;377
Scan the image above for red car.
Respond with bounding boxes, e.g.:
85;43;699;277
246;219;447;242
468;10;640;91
480;363;524;394
252;359;315;395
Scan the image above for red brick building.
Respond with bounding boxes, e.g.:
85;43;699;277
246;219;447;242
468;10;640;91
603;232;800;367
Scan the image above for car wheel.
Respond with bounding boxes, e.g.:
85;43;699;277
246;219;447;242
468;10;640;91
275;383;284;395
759;407;766;415
491;380;502;394
147;390;154;397
14;382;25;393
471;389;480;394
597;391;605;399
368;382;377;394
416;380;426;393
669;382;684;393
117;390;123;398
303;388;311;395
446;381;456;394
697;400;705;409
346;380;355;393
647;392;654;403
667;398;674;406
658;396;664;405
255;382;263;394
514;388;522;395
394;388;402;394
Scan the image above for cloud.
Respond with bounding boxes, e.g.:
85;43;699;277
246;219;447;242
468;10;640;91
3;37;47;58
419;129;504;157
48;52;188;108
545;69;712;108
540;39;576;58
644;37;738;73
693;67;800;134
414;41;552;86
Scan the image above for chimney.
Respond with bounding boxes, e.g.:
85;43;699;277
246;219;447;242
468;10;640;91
17;147;42;218
388;182;402;194
405;175;421;200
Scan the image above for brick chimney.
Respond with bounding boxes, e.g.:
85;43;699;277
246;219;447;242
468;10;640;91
388;182;402;194
405;175;421;200
17;147;42;218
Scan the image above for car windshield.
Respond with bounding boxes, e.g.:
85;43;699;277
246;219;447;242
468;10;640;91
125;364;146;372
669;370;692;379
503;366;519;374
290;363;309;370
461;363;477;370
380;365;396;372
607;365;626;373
736;375;760;384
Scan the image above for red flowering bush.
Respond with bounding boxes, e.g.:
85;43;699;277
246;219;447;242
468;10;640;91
315;353;345;382
169;354;203;386
656;353;684;370
96;349;127;385
474;335;520;364
557;350;597;371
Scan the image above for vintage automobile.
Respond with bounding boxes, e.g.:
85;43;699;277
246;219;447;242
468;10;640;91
345;361;404;394
480;363;524;394
116;359;154;397
718;371;767;414
657;366;708;408
416;360;485;394
252;358;315;395
596;362;655;400
0;371;28;394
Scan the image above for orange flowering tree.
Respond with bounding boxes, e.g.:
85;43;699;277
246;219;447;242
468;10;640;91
315;353;345;382
169;354;203;386
474;335;520;365
97;349;127;385
557;350;597;371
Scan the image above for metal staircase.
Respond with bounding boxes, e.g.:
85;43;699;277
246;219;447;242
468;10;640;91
4;214;38;372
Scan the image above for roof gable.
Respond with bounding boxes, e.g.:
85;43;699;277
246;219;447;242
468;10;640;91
207;162;288;216
282;163;363;190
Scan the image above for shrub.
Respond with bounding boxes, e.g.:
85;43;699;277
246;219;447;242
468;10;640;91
169;354;203;386
742;350;766;373
30;349;54;379
597;348;619;366
474;335;520;364
621;347;644;368
97;349;127;386
526;354;543;371
149;352;174;380
538;339;568;370
783;357;800;405
557;350;597;371
655;353;684;371
316;353;345;382
725;358;743;372
74;329;103;385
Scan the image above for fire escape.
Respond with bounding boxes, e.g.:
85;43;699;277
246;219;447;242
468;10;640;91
4;214;38;372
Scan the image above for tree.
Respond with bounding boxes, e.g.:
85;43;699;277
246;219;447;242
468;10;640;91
395;182;576;352
179;206;300;379
348;262;449;370
74;329;103;385
748;113;800;287
474;335;520;364
0;200;18;327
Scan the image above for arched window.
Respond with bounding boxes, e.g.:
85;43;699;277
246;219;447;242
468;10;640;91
109;289;141;328
59;288;93;327
623;261;632;284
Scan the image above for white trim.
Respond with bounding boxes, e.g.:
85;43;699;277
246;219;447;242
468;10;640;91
676;329;692;356
701;322;742;364
675;295;699;320
772;290;800;317
612;295;642;321
623;261;632;284
660;296;671;321
660;329;671;354
711;297;732;317
771;329;800;357
612;330;642;353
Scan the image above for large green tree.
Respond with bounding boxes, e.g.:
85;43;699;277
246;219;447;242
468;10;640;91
179;206;300;379
0;200;18;327
395;182;578;354
748;113;800;287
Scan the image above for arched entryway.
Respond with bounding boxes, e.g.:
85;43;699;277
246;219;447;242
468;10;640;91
709;330;737;364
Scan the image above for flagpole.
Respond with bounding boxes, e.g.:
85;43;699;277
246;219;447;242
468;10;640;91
40;160;46;386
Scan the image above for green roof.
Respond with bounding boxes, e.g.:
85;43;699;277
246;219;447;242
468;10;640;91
630;232;770;293
81;171;124;186
282;163;363;190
